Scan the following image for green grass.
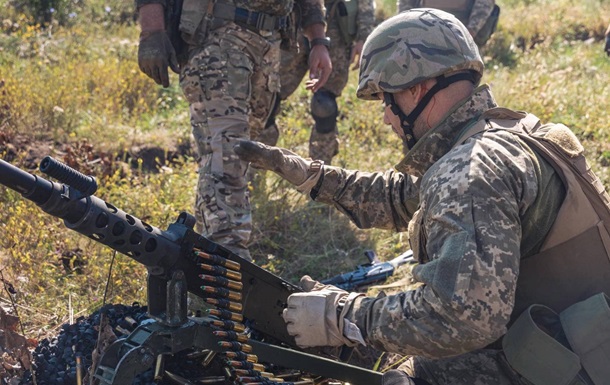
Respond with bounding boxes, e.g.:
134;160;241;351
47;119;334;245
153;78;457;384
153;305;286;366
0;0;609;345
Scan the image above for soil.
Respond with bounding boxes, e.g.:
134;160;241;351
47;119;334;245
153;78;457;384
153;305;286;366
0;132;195;177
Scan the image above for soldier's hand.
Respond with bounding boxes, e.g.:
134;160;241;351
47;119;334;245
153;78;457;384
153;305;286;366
307;45;332;92
282;276;365;348
605;35;610;56
138;30;180;88
350;40;365;70
234;140;323;194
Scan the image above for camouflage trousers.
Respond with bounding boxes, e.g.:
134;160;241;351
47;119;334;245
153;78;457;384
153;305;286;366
399;349;531;385
180;22;281;261
262;20;352;164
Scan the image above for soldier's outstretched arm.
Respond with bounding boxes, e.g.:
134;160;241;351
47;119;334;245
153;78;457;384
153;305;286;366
234;140;419;230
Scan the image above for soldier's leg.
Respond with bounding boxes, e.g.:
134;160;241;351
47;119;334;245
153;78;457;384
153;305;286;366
308;23;349;165
246;30;283;195
309;89;339;164
180;24;272;261
258;33;310;148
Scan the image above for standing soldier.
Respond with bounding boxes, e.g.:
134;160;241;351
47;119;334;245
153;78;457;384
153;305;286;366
136;0;332;260
397;0;498;47
262;0;376;165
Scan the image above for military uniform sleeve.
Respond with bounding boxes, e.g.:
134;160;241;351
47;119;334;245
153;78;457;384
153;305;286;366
347;132;541;358
356;0;376;42
312;166;419;231
467;0;495;35
297;0;327;28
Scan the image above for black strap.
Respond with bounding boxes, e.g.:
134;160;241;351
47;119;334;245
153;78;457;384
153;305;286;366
407;72;477;123
214;2;288;31
384;71;478;150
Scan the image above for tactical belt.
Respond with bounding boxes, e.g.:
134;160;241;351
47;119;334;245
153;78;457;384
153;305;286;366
213;2;288;32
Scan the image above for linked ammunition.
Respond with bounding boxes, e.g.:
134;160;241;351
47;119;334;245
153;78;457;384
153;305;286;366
213;330;249;343
210;319;246;333
204;298;243;312
227;360;265;372
225;351;258;363
193;249;241;271
207;308;244;322
199;274;243;291
218;340;252;352
201;285;242;302
198;263;242;281
234;369;275;378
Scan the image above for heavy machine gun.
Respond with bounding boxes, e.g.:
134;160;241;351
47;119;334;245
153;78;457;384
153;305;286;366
0;157;383;385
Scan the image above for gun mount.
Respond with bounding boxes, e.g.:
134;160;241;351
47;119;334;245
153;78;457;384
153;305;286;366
0;157;383;385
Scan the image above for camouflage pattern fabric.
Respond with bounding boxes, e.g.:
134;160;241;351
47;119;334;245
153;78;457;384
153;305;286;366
266;0;375;163
179;22;281;260
396;0;495;40
356;9;483;100
178;0;325;260
312;86;564;384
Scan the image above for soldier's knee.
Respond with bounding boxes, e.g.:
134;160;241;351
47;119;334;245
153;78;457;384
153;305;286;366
382;369;431;385
310;90;338;134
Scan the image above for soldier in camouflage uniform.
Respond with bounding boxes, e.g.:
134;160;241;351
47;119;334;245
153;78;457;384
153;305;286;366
136;0;332;260
261;0;376;165
397;0;496;46
235;9;610;385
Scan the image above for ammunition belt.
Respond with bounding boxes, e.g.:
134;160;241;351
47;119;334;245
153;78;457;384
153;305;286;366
213;2;289;32
194;248;308;384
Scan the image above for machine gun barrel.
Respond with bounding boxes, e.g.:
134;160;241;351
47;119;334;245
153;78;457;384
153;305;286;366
0;157;181;273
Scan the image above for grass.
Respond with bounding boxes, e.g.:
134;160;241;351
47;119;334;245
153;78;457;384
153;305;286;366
0;0;609;353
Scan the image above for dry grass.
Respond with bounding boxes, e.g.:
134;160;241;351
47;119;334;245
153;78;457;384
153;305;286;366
0;0;609;352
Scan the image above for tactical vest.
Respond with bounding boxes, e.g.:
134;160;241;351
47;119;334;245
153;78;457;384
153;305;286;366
415;0;475;26
457;107;610;385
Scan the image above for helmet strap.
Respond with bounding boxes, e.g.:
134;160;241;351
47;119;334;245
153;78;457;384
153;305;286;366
385;71;478;150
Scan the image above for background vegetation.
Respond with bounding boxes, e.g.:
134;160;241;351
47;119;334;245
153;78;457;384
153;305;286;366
0;0;609;352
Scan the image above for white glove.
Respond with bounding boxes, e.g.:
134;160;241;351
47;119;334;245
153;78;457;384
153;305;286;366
282;275;366;348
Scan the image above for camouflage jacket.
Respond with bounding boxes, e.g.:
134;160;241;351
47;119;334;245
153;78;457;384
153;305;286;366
313;86;565;358
136;0;326;28
396;0;495;35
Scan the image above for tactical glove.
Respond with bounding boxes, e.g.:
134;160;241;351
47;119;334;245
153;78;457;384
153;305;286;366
282;275;365;348
138;30;180;88
234;140;324;194
605;35;610;56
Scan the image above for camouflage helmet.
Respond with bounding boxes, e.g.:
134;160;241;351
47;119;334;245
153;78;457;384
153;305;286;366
357;8;484;100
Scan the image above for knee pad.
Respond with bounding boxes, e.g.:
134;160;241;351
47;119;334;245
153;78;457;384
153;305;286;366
310;90;338;134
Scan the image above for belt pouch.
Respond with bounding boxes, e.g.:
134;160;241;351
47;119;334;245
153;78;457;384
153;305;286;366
503;304;581;385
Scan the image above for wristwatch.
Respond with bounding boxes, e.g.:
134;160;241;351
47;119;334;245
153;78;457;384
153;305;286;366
310;37;331;48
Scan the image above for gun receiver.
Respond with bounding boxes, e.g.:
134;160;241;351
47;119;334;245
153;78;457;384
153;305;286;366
0;157;383;385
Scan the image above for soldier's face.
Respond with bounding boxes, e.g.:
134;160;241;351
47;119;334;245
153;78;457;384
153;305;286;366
379;90;418;141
